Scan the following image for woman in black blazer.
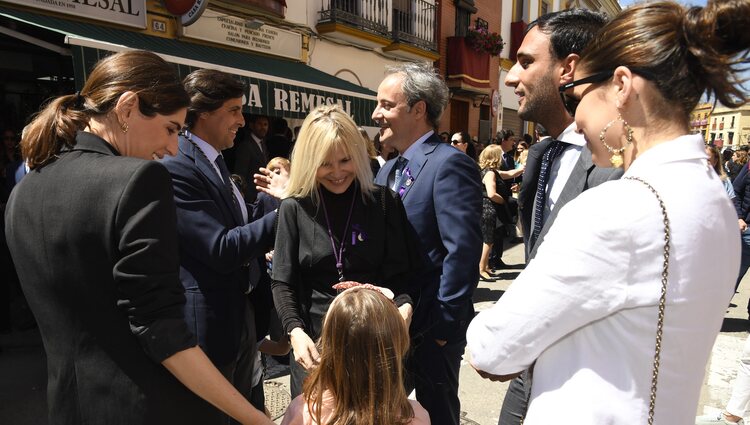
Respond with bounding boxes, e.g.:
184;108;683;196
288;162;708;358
4;51;272;425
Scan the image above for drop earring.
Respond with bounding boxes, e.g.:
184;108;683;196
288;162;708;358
599;113;633;168
120;121;129;134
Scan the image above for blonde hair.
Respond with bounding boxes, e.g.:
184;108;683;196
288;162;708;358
358;127;377;158
303;287;413;425
478;144;504;170
284;105;375;203
266;156;290;173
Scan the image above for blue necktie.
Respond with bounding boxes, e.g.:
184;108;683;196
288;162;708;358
390;156;408;192
530;140;569;248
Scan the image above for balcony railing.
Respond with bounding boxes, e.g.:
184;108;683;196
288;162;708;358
318;0;437;53
392;0;437;52
319;0;390;38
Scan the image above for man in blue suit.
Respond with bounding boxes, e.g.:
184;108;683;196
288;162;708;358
161;69;278;421
373;63;482;425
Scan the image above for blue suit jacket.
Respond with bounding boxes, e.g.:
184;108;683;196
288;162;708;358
161;135;276;365
375;134;482;341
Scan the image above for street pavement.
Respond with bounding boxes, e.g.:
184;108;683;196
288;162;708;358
1;238;749;424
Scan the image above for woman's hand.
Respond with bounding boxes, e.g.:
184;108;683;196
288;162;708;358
289;328;320;370
398;303;413;328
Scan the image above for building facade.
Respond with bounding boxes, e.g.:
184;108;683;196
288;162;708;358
708;104;750;150
690;102;713;141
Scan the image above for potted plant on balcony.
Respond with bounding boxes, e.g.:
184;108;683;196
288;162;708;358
466;25;505;57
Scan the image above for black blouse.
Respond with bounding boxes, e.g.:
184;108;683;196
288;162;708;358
271;183;418;339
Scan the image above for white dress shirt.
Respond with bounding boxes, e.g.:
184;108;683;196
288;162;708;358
530;122;585;230
467;134;739;424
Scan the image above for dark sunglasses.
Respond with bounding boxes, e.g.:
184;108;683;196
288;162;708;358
558;70;614;117
451;140;467;145
558;68;657;116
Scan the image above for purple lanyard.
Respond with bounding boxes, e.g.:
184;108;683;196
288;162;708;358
318;186;357;282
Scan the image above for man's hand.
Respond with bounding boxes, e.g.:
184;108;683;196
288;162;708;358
740;218;747;233
254;167;288;199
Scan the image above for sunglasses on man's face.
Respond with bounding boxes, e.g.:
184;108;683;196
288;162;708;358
451;140;467;145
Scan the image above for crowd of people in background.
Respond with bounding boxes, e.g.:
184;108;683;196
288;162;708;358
0;1;749;425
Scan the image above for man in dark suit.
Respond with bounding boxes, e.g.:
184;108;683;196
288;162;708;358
233;115;269;203
496;9;624;425
161;69;279;419
373;63;482;425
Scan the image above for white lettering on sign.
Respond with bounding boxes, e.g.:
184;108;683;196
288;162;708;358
4;0;146;28
269;87;352;115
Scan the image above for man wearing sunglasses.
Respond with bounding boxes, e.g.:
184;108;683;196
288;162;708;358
494;9;623;425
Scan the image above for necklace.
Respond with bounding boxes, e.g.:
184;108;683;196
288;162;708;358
318;185;357;282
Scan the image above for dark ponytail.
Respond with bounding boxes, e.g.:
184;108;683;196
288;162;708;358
21;50;189;169
21;94;89;169
682;0;750;108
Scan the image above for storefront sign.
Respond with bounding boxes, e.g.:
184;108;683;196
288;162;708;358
4;0;146;29
181;9;302;61
243;84;352;117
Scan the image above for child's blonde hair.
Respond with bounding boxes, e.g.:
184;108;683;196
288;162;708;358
266;156;290;173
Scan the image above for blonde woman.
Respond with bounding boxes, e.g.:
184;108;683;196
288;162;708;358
281;287;429;425
477;145;513;280
270;105;419;397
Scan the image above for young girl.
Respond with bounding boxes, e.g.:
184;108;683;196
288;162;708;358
281;287;430;425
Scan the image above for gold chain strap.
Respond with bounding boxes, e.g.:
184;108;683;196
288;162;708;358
625;176;671;425
520;176;670;425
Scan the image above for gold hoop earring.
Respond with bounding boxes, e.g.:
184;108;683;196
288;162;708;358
599;113;633;168
120;121;129;134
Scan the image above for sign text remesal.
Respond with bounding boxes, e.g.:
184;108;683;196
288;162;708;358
4;0;146;28
244;85;352;116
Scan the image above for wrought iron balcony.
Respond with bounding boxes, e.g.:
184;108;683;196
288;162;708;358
318;0;437;58
391;0;437;53
319;0;390;39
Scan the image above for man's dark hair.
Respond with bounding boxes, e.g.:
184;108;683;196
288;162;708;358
183;69;246;128
527;9;608;60
535;123;549;137
499;129;515;141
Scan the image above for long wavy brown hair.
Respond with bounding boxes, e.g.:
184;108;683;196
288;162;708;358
303;287;413;425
